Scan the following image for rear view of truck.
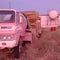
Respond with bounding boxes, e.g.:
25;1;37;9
23;11;41;38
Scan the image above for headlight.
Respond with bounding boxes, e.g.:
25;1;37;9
0;34;15;40
3;35;13;40
8;36;12;39
3;36;7;40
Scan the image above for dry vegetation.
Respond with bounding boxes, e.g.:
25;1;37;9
19;28;60;60
0;28;60;60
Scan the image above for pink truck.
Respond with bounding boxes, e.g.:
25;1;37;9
0;9;32;58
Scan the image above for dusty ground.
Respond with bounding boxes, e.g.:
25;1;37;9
0;28;60;60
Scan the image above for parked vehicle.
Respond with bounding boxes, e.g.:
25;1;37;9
23;11;41;38
0;9;32;58
41;10;59;30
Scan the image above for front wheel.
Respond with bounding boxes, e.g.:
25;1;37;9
13;43;19;59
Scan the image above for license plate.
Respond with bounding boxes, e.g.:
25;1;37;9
2;43;6;45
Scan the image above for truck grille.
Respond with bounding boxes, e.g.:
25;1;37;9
1;26;11;29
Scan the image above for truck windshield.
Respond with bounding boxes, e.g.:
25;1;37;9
0;10;15;23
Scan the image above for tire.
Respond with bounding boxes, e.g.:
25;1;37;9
13;43;19;59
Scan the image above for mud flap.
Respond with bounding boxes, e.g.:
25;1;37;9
24;32;32;43
21;31;32;47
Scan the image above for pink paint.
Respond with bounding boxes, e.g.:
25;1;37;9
0;9;28;49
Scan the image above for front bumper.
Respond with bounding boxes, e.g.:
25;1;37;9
0;40;17;49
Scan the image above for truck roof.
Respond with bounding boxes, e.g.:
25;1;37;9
0;9;16;12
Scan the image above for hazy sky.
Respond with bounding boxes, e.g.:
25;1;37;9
0;0;60;14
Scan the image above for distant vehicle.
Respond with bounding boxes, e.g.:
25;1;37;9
23;11;41;38
0;9;32;58
41;10;59;31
